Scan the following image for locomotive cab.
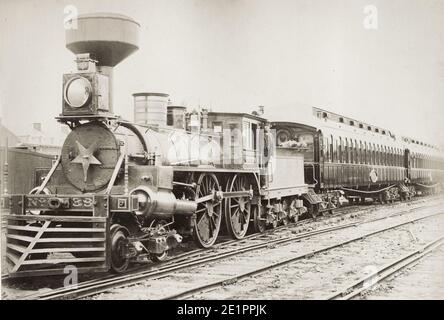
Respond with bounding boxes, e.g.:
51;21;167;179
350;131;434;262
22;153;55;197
205;112;267;170
272;122;320;189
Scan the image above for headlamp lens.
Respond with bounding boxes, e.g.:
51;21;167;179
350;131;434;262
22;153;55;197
64;77;91;108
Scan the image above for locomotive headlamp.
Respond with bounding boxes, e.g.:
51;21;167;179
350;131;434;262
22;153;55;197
63;76;92;108
61;72;110;117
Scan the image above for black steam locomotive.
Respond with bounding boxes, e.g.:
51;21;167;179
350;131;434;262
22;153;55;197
3;13;443;277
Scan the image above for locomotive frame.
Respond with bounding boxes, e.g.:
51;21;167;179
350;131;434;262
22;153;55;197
2;111;323;276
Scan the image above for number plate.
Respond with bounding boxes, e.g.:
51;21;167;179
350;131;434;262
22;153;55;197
25;196;94;210
26;196;52;209
70;197;94;209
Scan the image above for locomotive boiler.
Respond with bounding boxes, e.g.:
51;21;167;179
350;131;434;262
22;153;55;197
3;13;327;277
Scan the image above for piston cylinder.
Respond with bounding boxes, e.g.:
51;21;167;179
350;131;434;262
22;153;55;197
131;185;197;218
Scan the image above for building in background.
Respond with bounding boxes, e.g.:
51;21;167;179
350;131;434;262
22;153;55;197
0;118;20;147
1;121;63;196
16;123;67;155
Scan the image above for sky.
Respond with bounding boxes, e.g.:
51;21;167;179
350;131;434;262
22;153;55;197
0;0;443;146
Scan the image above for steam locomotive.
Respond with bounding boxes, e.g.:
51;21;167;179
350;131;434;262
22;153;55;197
3;13;329;276
3;13;443;277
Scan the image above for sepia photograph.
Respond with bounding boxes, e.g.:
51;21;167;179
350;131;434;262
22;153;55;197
0;0;443;307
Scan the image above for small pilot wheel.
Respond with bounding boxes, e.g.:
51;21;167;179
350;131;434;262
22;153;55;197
110;224;130;273
224;174;251;239
192;173;222;248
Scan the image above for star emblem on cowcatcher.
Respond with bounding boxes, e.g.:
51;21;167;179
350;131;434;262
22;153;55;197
71;141;102;182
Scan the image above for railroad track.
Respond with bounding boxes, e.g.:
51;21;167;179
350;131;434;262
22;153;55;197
326;236;444;300
18;198;443;300
161;209;444;300
0;200;377;284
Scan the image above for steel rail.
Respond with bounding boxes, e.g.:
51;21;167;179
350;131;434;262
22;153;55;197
0;202;365;284
169;196;436;265
161;210;444;300
0;204;359;285
29;202;444;300
326;236;444;300
1;193;438;285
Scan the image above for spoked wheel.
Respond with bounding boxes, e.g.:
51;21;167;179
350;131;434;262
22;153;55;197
253;205;266;233
225;174;251;239
192;173;222;248
110;224;130;274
